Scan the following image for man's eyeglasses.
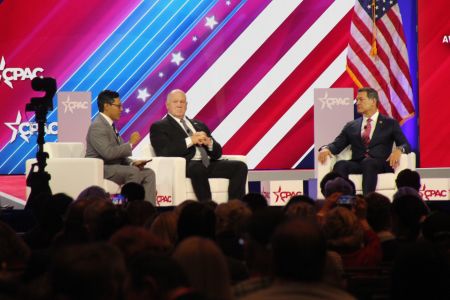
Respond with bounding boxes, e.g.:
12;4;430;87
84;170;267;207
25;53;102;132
110;103;123;109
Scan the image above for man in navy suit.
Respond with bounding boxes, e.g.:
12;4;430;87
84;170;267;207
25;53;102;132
318;87;410;195
150;89;248;202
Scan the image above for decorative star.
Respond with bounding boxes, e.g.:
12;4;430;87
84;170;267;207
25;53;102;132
4;111;26;143
171;52;185;66
192;35;198;42
272;186;283;203
158;72;164;78
205;16;218;30
137;88;151;102
226;0;231;6
125;108;130;113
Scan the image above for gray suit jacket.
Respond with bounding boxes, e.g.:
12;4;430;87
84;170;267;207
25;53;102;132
85;114;132;178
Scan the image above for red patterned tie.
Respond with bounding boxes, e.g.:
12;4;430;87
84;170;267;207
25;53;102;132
362;118;372;147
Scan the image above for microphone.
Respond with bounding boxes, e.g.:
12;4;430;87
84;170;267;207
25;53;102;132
363;125;367;129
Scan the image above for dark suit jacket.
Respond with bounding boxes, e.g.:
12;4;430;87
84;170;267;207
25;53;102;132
327;114;410;161
150;115;222;161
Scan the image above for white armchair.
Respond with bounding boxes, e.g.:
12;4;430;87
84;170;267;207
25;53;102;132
25;142;120;199
136;144;248;206
316;146;416;200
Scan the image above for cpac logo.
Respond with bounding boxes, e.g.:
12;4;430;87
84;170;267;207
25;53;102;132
4;111;58;143
319;91;352;109
419;184;449;200
0;56;44;89
61;96;89;113
156;195;172;206
273;186;302;203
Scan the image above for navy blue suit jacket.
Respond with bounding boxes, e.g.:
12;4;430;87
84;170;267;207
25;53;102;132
150;115;222;162
327;114;410;161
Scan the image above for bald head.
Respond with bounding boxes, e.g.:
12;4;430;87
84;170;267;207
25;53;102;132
166;89;187;119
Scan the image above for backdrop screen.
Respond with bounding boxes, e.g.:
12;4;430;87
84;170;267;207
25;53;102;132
0;0;420;174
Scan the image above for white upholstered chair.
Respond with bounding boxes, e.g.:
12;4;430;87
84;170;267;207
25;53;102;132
136;144;248;206
316;146;416;200
25;142;120;199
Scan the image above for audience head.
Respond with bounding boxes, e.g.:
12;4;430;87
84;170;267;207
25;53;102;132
215;199;252;235
391;194;429;241
76;185;109;202
284;195;316;220
365;192;392;232
241;193;268;212
320;171;343;197
83;199;125;241
120;182;145;202
126;252;193;300
125;200;156;227
324;177;355;198
110;226;167;261
50;243;126;300
149;211;178;251
243;208;285;274
97;90;120;113
271;219;327;282
322;207;364;252
396;169;421;191
177;202;216;242
173;236;232;300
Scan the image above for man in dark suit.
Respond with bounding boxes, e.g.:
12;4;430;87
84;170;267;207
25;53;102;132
86;90;156;204
318;87;410;195
150;89;248;202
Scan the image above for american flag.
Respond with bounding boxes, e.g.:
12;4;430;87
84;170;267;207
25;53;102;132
346;0;415;123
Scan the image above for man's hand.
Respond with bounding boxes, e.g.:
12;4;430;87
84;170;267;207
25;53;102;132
387;148;402;168
132;159;150;169
318;148;332;164
129;131;141;145
191;131;209;145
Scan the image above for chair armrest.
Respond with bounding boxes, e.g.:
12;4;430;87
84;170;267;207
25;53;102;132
147;157;187;204
26;157;104;199
394;152;416;175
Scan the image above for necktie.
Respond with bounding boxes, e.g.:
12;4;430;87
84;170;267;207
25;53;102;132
362;118;372;147
180;119;210;167
112;123;119;138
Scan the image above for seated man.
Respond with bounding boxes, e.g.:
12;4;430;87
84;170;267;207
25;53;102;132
150;89;248;202
86;90;156;204
318;87;410;195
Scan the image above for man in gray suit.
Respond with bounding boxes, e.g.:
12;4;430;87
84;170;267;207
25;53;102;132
86;90;156;204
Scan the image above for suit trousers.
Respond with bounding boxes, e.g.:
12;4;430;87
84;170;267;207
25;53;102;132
106;165;156;204
332;157;393;195
186;159;248;202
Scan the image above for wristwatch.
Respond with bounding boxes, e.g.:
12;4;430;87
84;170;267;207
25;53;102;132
397;146;406;153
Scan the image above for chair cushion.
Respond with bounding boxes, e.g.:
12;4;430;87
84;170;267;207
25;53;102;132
349;173;396;191
185;178;230;193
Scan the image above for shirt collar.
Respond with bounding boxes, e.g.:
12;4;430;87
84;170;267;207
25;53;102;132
364;110;379;123
100;112;114;126
168;113;188;124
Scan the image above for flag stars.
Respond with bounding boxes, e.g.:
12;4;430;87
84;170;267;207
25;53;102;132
125;108;130;114
158;72;164;78
137;88;151;102
192;35;198;42
205;16;218;30
171;51;185;66
225;0;231;6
